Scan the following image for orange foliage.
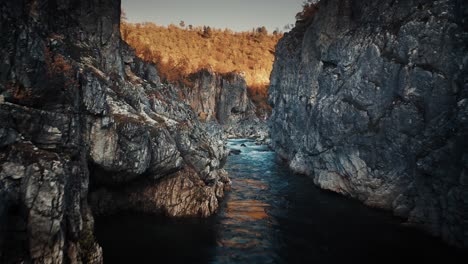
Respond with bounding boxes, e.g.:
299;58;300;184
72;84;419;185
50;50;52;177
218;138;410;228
247;83;272;117
44;47;77;89
5;83;32;101
120;22;282;95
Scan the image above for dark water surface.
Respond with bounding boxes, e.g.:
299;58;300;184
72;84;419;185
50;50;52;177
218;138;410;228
96;139;465;263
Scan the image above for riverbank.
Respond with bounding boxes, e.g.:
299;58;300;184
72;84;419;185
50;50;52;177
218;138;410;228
95;139;466;263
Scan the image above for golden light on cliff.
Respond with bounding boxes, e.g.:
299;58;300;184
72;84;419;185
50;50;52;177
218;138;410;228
121;21;282;97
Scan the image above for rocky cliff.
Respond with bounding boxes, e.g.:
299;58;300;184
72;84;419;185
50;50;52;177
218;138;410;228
269;0;467;246
0;0;230;263
183;69;268;138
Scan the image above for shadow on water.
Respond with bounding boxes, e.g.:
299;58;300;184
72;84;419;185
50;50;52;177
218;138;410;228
95;214;217;263
95;139;467;264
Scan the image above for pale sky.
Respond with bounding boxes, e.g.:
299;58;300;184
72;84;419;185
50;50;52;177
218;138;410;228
121;0;305;32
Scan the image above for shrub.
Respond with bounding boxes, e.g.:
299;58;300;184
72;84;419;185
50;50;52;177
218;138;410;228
44;47;78;90
296;1;319;22
120;21;282;96
5;83;32;101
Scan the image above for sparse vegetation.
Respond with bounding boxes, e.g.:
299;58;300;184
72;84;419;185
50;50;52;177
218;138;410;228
4;48;78;106
248;83;272;117
44;47;78;90
5;83;32;102
78;225;97;263
120;21;282;98
296;0;319;22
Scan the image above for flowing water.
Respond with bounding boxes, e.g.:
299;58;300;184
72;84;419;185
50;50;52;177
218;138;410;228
96;139;465;263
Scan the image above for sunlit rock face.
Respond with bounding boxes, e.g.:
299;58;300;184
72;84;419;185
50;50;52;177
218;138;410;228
183;69;269;139
269;0;468;247
185;69;252;125
0;0;230;262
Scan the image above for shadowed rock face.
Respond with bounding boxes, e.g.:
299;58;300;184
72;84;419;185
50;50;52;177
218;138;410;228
269;0;468;247
183;69;269;139
0;0;230;263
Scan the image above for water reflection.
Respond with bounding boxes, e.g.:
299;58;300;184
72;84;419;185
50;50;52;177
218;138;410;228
211;139;466;263
212;140;281;263
95;139;467;264
224;178;269;222
225;199;269;221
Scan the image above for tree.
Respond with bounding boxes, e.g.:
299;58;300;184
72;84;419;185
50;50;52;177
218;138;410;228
120;8;127;22
140;47;153;61
119;21;282;101
296;1;319;21
179;20;185;28
121;18;130;39
257;26;268;35
273;27;280;36
202;26;212;38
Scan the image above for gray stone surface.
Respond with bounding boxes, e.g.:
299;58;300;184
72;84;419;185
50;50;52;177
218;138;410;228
0;0;230;262
183;69;268;138
269;0;468;247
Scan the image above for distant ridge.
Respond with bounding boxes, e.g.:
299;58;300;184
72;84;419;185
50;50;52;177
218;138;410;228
121;22;282;98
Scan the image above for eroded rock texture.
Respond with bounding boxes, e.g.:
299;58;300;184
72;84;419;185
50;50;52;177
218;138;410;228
183;69;269;138
269;0;468;246
0;0;230;263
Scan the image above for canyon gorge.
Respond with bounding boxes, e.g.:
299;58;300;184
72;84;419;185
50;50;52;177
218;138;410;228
269;0;467;247
0;0;231;262
0;0;466;263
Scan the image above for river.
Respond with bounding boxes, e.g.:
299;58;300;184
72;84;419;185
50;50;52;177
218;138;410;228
95;139;464;263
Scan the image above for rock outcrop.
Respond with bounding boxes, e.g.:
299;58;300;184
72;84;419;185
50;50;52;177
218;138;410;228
269;0;467;247
183;69;269;138
0;0;230;263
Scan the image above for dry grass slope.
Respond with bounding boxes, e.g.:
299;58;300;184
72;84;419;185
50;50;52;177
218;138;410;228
121;22;282;97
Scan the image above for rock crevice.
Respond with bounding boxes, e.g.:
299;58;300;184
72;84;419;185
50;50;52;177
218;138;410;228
269;0;467;247
0;0;230;263
183;68;269;139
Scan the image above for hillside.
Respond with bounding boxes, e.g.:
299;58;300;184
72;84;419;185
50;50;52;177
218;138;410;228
120;22;282;96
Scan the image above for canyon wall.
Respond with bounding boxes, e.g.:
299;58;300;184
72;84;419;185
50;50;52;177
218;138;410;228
0;0;230;263
183;69;268;138
269;0;467;246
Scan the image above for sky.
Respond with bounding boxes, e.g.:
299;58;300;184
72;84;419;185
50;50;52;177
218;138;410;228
121;0;306;32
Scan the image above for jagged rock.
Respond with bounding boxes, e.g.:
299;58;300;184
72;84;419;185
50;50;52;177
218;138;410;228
185;69;251;124
90;167;230;217
0;0;230;263
183;68;269;138
269;0;468;247
229;149;242;155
